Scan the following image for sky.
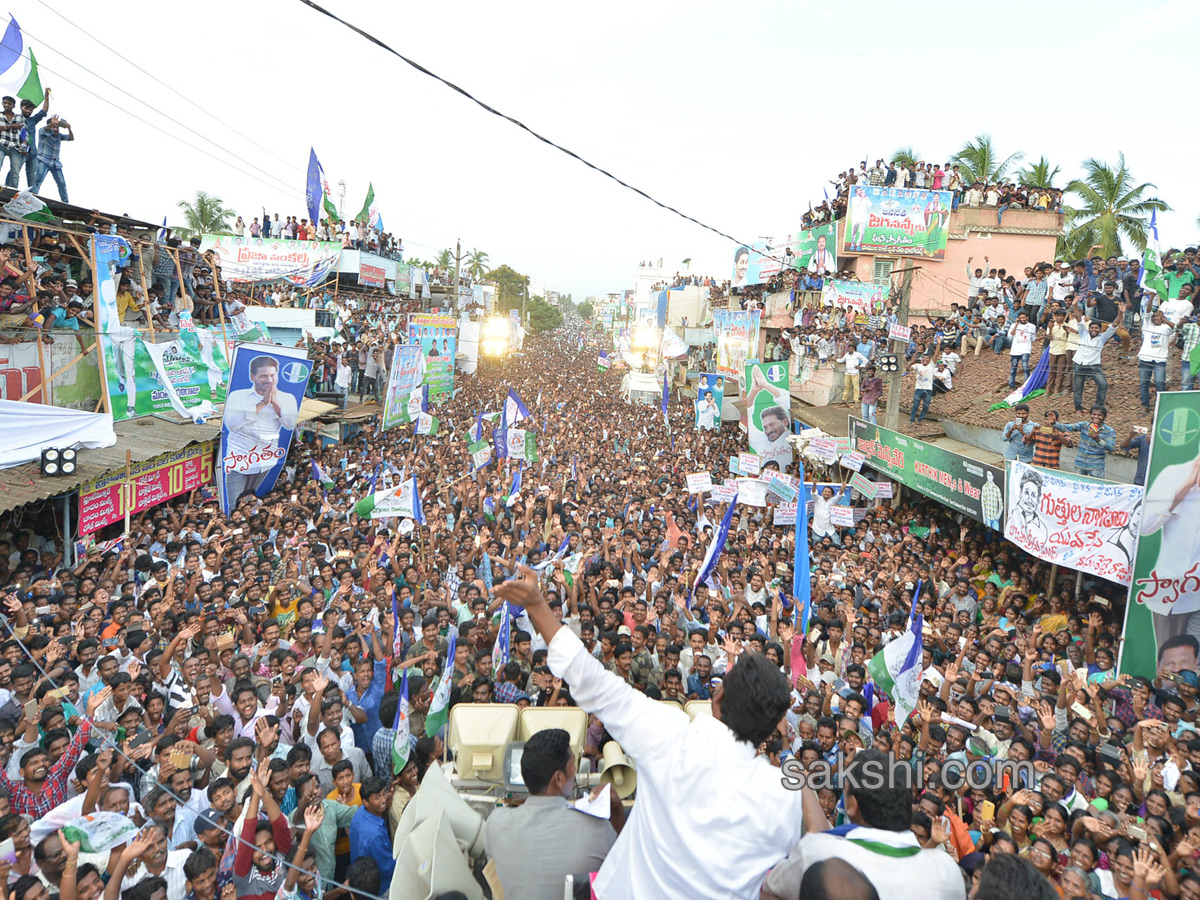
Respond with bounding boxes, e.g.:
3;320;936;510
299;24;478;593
14;0;1200;300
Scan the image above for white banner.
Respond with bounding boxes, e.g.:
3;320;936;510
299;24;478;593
686;472;714;493
198;235;342;285
1004;461;1144;585
738;452;762;476
736;477;771;507
840;450;866;472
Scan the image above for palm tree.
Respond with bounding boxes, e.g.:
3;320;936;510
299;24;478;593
890;147;921;168
1016;156;1062;189
466;248;490;280
1063;153;1170;259
435;248;453;270
175;191;234;237
951;135;1024;185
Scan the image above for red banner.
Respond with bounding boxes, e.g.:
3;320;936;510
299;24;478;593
360;262;385;288
78;443;215;535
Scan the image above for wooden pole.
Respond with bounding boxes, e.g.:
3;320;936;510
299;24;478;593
205;254;233;355
20;226;48;403
65;233;112;416
136;240;156;340
123;449;133;538
18;343;96;402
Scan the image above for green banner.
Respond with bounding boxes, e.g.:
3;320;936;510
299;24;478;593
843;186;953;259
849;416;1005;530
1121;392;1200;678
106;327;230;422
745;362;792;468
793;222;838;275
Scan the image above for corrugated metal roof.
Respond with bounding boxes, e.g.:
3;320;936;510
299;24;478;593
0;398;335;513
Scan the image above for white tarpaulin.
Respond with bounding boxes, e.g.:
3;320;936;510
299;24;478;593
0;400;116;469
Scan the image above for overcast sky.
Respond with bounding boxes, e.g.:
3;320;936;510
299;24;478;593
19;0;1200;300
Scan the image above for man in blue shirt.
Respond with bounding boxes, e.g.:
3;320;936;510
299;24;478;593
345;625;387;748
1001;404;1037;463
1122;428;1151;486
349;776;395;891
31;114;73;202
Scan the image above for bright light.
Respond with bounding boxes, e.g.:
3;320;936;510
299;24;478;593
482;317;509;338
632;325;659;350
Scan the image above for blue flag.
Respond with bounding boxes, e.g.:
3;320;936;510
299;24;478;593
661;373;670;427
494;404;508;460
480;550;494;591
505;388;531;424
305;148;324;230
492;601;511;667
794;464;813;635
690;491;738;606
157;216;167;242
507;463;523;507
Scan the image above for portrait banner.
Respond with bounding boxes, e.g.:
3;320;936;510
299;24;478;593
217;344;312;514
822;280;886;315
793;223;838;276
713;310;760;376
408;314;457;402
694;372;725;430
745;362;793;468
1121;392;1200;678
381;345;427;431
842;186;953;259
1004;461;1143;585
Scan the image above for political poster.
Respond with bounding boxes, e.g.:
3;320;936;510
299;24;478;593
822;280;886;316
830;505;856;528
841;450;866;472
1121;392;1200;678
686;473;714;494
889;323;912;342
732;240;790;287
110;328;231;422
359;262;386;288
380;345;427;431
407;314;458;402
78;443;214;535
764;470;800;501
794;223;838;276
745;362;793;468
1004;461;1143;585
850;417;1005;529
842;185;953;260
713;310;761;376
736;477;771;507
217;344;312;514
198;234;342;285
738;453;762;476
695;372;725;430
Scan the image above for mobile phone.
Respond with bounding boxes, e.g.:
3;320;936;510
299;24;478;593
1070;701;1094;721
232;528;244;536
1098;742;1123;764
995;704;1011;720
23;700;37;720
1128;825;1148;842
980;800;995;820
130;730;155;749
47;686;70;700
35;606;51;616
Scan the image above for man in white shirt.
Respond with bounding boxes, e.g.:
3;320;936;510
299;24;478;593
847;188;872;251
762;749;966;900
496;567;813;900
907;356;935;424
1007;312;1037;388
837;348;869;406
1138;308;1175;412
1048;261;1074;304
221;354;300;508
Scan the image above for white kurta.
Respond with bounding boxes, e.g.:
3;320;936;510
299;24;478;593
547;628;806;898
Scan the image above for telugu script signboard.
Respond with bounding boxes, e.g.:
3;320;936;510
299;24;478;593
79;443;215;535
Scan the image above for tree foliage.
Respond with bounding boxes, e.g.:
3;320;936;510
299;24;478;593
527;296;563;334
485;264;529;312
466;248;490;280
1062;153;1169;259
576;301;594;320
1016;156;1062;189
890;147;921;168
175;191;234;237
952;134;1024;185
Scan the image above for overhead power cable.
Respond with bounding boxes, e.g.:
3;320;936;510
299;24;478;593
296;0;770;258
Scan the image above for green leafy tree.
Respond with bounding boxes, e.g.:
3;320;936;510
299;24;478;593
466;248;490;280
1062;153;1170;259
952;135;1024;185
527;296;563;334
576;301;594;320
175;191;234;237
435;248;453;270
1016;156;1062;189
486;264;529;311
890;147;921;168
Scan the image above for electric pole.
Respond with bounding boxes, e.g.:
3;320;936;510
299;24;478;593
453;237;462;310
883;265;920;432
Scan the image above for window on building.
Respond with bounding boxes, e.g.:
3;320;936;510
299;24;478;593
872;258;894;287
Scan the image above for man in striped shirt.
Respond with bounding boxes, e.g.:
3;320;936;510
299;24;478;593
1029;410;1068;469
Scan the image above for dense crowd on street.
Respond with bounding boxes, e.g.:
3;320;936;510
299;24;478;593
0;278;1192;900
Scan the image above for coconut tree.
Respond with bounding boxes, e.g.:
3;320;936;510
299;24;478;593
890;147;921;168
1063;153;1170;258
435;248;453;270
1016;156;1062;189
175;191;234;237
466;248;490;280
951;135;1024;185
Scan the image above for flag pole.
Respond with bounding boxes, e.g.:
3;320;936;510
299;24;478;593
20;225;48;402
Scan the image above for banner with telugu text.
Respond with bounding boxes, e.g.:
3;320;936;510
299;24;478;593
713;309;760;377
198;234;342;285
842;185;953;259
407;314;457;402
1004;461;1143;585
822;280;885;315
849;416;1005;529
78;443;214;535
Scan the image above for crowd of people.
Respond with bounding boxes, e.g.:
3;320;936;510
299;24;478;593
0;287;1193;900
